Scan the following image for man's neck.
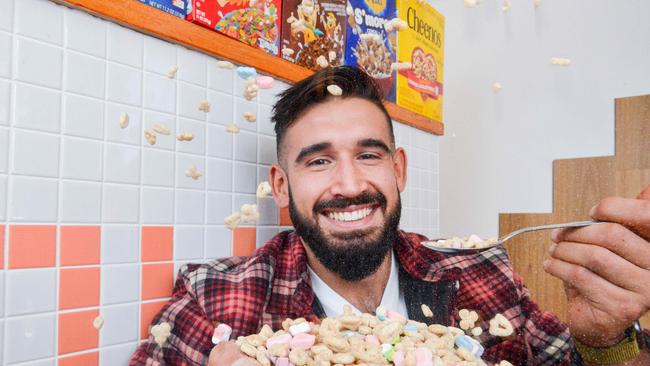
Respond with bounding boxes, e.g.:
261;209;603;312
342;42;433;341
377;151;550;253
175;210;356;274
302;241;392;314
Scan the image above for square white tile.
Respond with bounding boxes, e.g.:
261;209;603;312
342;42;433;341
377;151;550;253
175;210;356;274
206;192;232;225
0;80;10;125
258;79;288;106
12;130;59;176
176;153;205;190
178;48;207;87
100;303;139;346
233;97;257;132
205;226;232;258
100;342;138;366
142;148;174;187
206;90;234;126
141;186;174;224
174;226;204;260
61;136;103;181
178;82;207;121
106;103;142;146
144;73;176;114
0;0;13;31
15;0;63;45
5;313;55;364
101;264;140;305
65;51;106;98
107;23;143;68
206;124;233;159
107;63;142;106
143;111;176;150
234;130;257;163
256;227;278;248
104;143;141;184
0;127;7;173
63;94;104;139
101;225;139;264
176;118;206;155
206;158;232;192
14;83;61;133
102;184;139;223
60;180;101;223
257;135;277;165
257;197;279;226
0;175;7;220
144;37;177;76
207;60;234;93
257;104;275;136
65;9;106;58
233;162;257;194
9;176;58;222
6;268;56;316
0;33;12;78
175;189;205;224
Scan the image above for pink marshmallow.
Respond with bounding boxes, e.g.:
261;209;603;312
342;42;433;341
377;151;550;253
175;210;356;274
387;310;406;321
289;332;315;349
256;76;274;89
265;333;293;349
392;350;405;366
274;357;290;366
365;335;380;346
211;323;232;344
414;347;433;366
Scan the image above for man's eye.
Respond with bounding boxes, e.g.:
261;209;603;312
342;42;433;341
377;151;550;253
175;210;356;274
308;158;330;166
359;153;380;160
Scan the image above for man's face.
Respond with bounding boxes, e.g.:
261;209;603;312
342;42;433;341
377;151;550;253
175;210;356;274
269;97;407;281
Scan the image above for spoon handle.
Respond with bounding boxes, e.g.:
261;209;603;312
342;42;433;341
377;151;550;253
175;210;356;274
499;220;602;243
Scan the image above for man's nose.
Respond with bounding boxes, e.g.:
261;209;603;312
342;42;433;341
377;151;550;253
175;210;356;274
329;159;368;197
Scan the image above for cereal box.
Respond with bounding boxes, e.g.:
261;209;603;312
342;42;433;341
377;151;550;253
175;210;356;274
344;0;396;101
186;0;281;56
395;0;444;123
280;0;347;70
139;0;187;18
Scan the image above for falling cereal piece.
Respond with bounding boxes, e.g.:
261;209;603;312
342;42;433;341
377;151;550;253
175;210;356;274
144;129;157;145
326;84;343;96
488;313;514;337
151;322;172;347
166;65;179;79
93;316;104;330
346;3;353;16
185;165;203;180
390;62;412;73
492;82;502;92
198;100;211;113
119;112;129;129
241;204;260;223
176;132;194;141
328;51;337;62
217;60;235;69
237;66;257;80
503;0;512;12
551;57;571;66
256;76;274;89
533;0;542;7
152;123;171;135
360;33;381;43
384;18;408;32
226;123;240;134
471;327;483;337
256;181;272;198
212;323;233;345
464;0;479;7
243;112;257;123
421;304;433;318
224;212;241;230
316;55;329;68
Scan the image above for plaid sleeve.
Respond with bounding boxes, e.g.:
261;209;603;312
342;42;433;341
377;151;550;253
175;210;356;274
129;264;215;366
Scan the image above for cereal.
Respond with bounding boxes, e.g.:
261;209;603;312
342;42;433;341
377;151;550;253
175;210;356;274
256;181;273;198
144;129;157;145
224;212;241;230
243;112;257;123
150;322;172;347
217;60;235;69
185;165;203;180
327;84;343;96
176;132;194;141
256;76;275;89
237;66;258;79
503;0;512;12
226;123;241;134
212;323;232;345
119;112;129;129
281;47;294;57
533;0;542;7
316;55;329;68
384;18;408;32
489;313;514;337
464;0;479;7
424;235;498;250
551;57;571;66
166;65;178;79
93;315;104;330
241;203;260;223
497;360;514;366
391;62;412;73
471;327;483;337
198;100;211;113
244;78;260;100
152;123;171;135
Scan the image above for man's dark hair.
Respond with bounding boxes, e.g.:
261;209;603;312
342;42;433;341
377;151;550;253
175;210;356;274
271;66;394;165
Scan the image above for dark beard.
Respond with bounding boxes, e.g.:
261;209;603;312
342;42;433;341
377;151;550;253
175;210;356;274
289;190;401;282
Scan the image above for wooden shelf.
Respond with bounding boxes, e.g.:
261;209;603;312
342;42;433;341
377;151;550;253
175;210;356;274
52;0;443;135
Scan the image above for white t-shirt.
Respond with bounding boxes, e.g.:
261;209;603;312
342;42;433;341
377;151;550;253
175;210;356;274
307;251;409;318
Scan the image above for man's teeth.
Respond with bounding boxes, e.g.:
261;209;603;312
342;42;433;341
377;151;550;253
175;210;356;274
327;208;372;222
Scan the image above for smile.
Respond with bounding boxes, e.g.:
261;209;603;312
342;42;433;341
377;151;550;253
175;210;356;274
326;207;373;222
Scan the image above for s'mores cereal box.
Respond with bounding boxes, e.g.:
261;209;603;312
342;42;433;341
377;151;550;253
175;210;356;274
139;0;187;18
187;0;281;56
280;0;347;70
344;0;396;101
395;0;444;123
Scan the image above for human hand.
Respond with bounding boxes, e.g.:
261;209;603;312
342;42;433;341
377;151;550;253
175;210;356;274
544;185;650;347
208;341;261;366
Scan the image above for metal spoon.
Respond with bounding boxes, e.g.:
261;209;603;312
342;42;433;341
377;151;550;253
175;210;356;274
421;220;604;254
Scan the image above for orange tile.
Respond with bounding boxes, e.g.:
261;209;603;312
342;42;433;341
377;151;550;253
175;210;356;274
141;300;168;339
58;310;99;355
9;225;56;269
0;225;4;270
60;226;100;266
233;227;256;256
59;267;100;310
279;206;293;226
141;226;174;262
141;263;173;300
58;351;98;366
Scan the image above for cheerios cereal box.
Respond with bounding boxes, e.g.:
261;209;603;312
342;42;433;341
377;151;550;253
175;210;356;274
280;0;347;71
344;0;396;101
186;0;281;56
395;0;444;123
139;0;187;18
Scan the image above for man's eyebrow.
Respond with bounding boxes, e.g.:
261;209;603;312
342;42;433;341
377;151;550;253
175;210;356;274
358;138;392;154
294;142;332;164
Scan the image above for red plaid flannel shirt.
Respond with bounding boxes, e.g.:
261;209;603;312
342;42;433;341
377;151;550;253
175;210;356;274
130;230;577;365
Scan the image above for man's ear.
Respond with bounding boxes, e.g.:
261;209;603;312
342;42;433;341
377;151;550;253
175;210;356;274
269;164;289;208
393;147;407;192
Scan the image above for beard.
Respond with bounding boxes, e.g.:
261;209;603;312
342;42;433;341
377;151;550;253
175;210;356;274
289;189;401;282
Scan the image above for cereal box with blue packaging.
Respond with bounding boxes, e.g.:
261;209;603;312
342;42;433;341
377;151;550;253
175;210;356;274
344;0;396;101
138;0;188;18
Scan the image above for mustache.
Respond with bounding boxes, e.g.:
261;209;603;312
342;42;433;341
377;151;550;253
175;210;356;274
313;192;387;213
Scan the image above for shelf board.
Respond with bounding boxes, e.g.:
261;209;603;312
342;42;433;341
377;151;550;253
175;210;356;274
51;0;443;135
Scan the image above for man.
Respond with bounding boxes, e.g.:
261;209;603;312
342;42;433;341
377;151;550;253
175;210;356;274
130;66;649;365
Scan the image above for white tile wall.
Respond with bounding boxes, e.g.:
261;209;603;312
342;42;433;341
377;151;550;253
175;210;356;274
0;1;440;364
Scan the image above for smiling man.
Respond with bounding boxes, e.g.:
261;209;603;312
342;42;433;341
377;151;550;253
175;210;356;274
130;67;649;366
